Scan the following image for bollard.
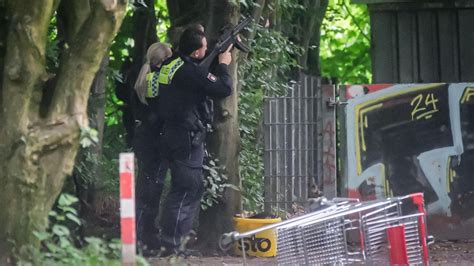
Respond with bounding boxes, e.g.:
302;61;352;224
120;153;136;266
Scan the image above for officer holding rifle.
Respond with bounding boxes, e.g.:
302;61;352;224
156;25;233;256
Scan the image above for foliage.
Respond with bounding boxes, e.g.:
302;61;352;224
68;0;372;237
240;24;302;97
320;0;371;84
201;157;239;210
99;67;129;192
45;16;59;72
155;0;170;42
238;17;303;212
79;127;99;148
15;194;149;266
237;0;371;212
73;58;127;195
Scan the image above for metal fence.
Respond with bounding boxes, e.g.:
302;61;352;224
263;73;335;213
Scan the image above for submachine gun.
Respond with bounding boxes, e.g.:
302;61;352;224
199;17;252;68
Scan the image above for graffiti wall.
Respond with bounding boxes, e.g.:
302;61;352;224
343;83;474;238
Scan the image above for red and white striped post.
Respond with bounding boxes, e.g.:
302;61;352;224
120;153;136;265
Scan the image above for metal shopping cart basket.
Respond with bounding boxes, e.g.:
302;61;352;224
220;193;433;265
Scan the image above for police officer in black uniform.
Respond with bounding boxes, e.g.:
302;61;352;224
132;42;172;253
156;26;233;255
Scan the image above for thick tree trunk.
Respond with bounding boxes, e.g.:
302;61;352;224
166;0;207;46
0;0;126;262
165;0;241;254
197;0;242;254
0;1;6;101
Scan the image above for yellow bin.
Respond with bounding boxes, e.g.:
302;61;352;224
233;216;282;257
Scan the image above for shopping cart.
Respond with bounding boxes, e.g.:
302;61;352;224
220;193;433;265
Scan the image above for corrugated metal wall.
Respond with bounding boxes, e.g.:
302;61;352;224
366;2;474;83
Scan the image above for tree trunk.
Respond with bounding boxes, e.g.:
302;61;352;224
116;0;157;147
196;0;242;254
166;0;207;46
0;1;7;102
73;57;109;227
165;0;241;254
298;0;328;75
245;0;266;44
0;0;126;262
87;57;108;191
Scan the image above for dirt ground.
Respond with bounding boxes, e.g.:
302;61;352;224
148;240;474;265
430;240;474;265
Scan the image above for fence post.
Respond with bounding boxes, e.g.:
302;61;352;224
120;153;136;265
321;85;337;198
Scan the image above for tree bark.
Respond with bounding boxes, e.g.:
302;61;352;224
116;0;157;147
165;0;241;254
73;57;109;225
298;0;328;75
196;0;242;254
166;0;207;46
0;0;126;261
0;0;6;107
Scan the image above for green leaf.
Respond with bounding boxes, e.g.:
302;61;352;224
52;224;70;237
80;127;99;148
58;193;78;206
45;242;59;253
60;206;78;215
33;231;50;241
66;213;81;225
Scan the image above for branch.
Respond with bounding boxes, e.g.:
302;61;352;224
1;0;55;139
299;0;328;70
48;0;126;121
57;0;92;44
27;115;81;155
342;0;370;42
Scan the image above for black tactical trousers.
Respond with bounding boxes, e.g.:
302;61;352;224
159;124;205;250
133;123;167;249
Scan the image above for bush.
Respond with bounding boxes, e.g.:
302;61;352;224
15;194;148;266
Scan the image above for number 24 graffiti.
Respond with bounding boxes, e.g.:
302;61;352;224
410;93;439;120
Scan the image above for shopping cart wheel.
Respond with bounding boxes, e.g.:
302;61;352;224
427;235;435;245
219;232;237;251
